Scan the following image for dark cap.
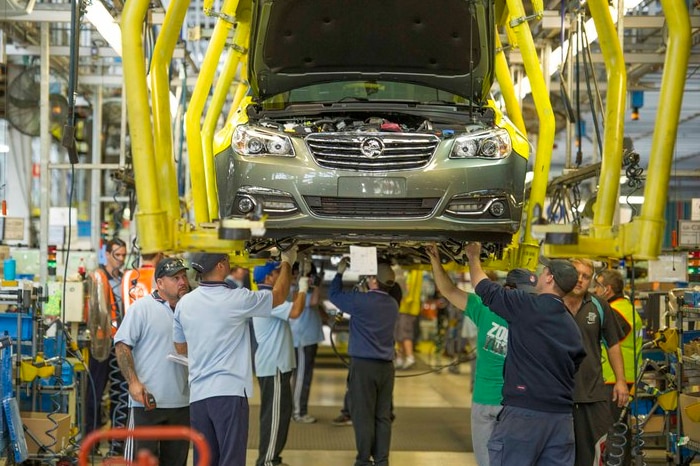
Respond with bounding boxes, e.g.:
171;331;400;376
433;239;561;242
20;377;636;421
155;258;188;279
190;253;228;275
375;263;396;286
540;257;578;294
253;261;281;284
505;268;538;294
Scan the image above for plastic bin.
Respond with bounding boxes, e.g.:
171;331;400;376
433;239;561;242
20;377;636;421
0;313;33;340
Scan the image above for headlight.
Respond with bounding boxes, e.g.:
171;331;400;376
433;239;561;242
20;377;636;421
232;125;295;157
450;128;512;159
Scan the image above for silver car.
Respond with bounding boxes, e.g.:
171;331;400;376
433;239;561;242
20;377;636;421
215;0;529;263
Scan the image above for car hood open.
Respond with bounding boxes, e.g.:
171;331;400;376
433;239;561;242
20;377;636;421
248;0;495;103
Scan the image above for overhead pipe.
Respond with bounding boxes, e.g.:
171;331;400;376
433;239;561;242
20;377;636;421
633;0;690;258
587;0;626;232
185;0;241;224
503;0;555;266
122;0;170;252
150;0;191;224
201;8;251;219
494;32;527;136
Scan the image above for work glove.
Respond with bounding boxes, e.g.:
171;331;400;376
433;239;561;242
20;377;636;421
298;277;310;294
300;255;313;276
337;257;350;274
280;246;298;266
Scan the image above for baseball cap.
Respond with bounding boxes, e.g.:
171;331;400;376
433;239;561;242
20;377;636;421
190;253;228;275
540;257;578;294
505;268;538;294
155;258;189;279
375;263;396;286
253;261;281;284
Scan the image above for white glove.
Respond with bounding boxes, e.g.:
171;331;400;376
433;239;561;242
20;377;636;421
280;246;298;266
337;257;350;274
298;277;310;294
300;256;313;276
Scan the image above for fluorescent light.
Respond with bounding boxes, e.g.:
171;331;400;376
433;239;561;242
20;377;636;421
0;144;9;153
619;195;644;204
85;1;122;57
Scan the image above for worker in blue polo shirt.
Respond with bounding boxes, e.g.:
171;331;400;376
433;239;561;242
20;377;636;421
173;247;296;466
252;260;308;466
329;257;399;466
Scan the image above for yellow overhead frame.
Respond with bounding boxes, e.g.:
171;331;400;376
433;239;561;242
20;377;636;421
123;0;255;253
542;0;691;260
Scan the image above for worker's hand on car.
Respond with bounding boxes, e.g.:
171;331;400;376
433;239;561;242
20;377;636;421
281;245;298;266
298;277;310;294
465;242;482;260
337;257;350;274
425;243;440;263
300;255;313;276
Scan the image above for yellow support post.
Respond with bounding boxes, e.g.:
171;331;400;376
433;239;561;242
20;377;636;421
201;9;251;220
227;64;250;121
121;0;171;253
626;0;691;259
588;0;626;233
150;0;190;224
186;0;241;224
503;0;555;265
544;0;690;260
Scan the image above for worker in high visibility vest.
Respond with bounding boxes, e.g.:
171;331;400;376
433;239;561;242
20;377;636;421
122;252;165;310
594;269;643;420
85;237;127;456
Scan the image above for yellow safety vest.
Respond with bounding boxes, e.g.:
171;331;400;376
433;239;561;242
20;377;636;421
602;296;643;384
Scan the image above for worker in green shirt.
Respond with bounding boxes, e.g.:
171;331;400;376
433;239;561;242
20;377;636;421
426;244;538;466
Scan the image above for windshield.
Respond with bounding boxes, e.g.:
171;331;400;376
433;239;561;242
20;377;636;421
262;81;471;108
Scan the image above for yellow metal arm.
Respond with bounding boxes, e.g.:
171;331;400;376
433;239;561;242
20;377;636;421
185;0;241;224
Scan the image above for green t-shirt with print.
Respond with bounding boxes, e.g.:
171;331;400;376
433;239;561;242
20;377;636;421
465;293;508;406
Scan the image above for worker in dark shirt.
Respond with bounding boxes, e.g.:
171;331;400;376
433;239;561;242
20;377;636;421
464;242;586;466
329;257;399;466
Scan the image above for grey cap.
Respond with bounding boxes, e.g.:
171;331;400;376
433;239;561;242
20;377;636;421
540;257;578;294
190;253;228;275
505;268;538;294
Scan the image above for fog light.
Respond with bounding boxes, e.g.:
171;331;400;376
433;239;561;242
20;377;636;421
238;197;255;213
489;200;506;217
450;202;482;213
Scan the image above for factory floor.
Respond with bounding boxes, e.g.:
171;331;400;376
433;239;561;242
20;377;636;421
84;350;477;465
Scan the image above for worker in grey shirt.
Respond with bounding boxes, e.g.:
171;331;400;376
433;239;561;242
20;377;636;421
253;261;308;466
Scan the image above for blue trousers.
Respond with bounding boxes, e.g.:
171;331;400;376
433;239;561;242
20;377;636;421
190;395;249;466
488;405;574;466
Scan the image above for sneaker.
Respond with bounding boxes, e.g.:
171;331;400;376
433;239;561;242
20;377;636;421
402;356;415;370
332;414;352;426
293;414;317;424
394;357;404;368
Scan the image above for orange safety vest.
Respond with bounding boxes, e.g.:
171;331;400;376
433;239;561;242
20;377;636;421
122;266;156;311
89;267;121;338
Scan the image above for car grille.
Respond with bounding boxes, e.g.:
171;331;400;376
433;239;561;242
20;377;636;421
305;133;439;171
304;196;439;218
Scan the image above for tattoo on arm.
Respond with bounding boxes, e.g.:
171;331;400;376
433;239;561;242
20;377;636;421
114;342;138;384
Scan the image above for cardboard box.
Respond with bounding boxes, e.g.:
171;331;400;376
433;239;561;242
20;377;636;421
21;412;72;455
631;414;666;434
680;392;700;442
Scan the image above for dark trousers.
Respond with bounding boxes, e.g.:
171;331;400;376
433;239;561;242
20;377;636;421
488;405;575;466
348;358;394;466
126;406;190;466
292;344;318;417
573;401;614;466
191;395;249;466
256;370;293;466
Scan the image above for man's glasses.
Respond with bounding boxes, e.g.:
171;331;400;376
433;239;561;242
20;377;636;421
594;280;606;289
